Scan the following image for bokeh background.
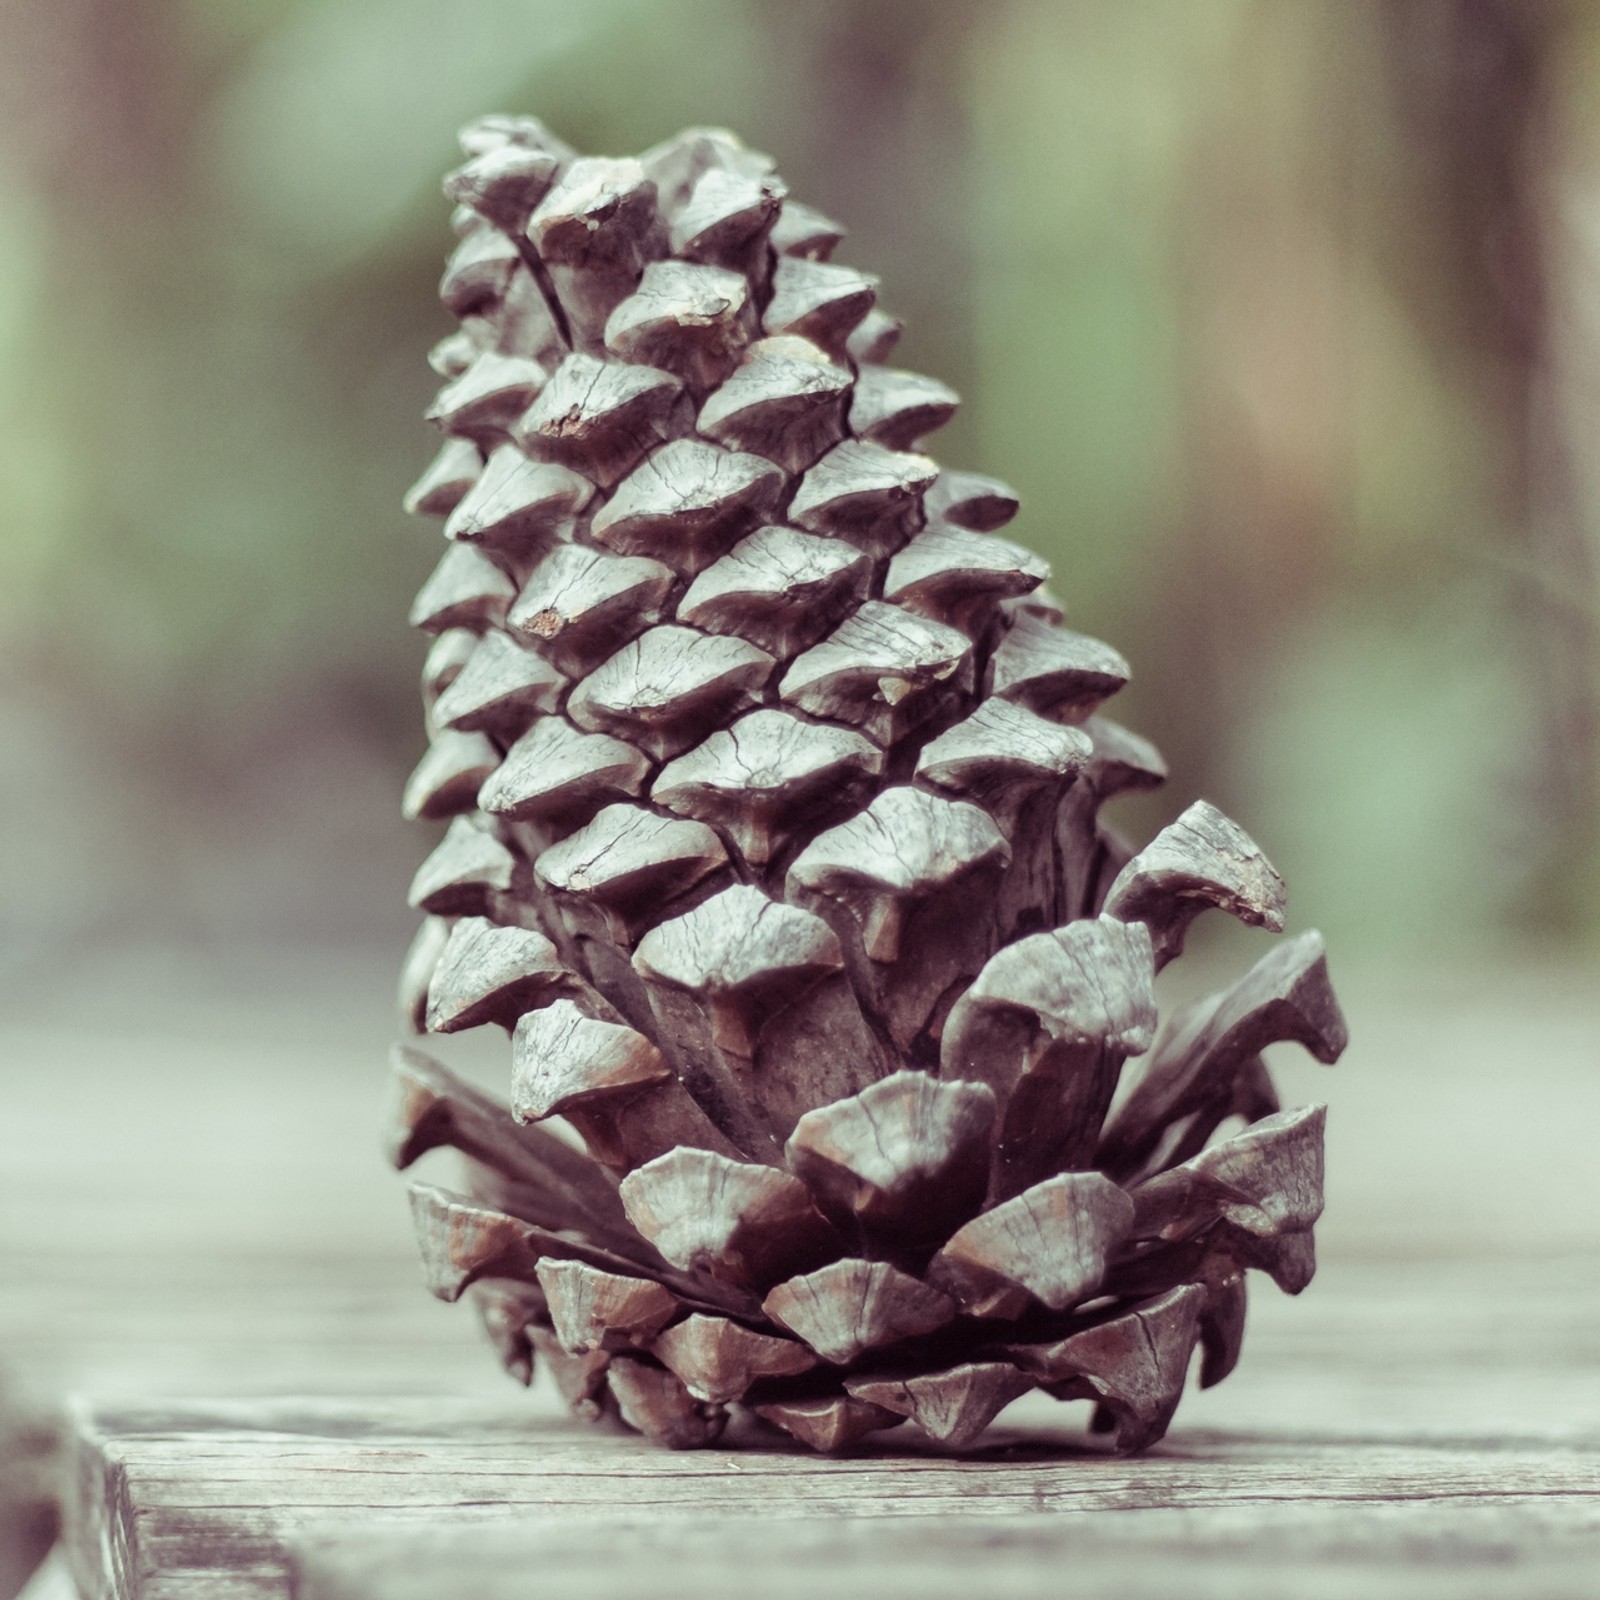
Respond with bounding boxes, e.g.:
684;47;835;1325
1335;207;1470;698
3;6;1600;1596
2;0;1597;969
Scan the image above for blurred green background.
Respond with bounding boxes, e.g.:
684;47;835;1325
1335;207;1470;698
1;0;1596;968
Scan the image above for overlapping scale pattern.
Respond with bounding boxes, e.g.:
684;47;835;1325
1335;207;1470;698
391;116;1349;1455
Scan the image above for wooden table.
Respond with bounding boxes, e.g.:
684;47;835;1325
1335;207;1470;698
4;945;1598;1599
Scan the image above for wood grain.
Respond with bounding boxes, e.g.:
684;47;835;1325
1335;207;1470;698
286;1505;1600;1600
60;1394;1600;1600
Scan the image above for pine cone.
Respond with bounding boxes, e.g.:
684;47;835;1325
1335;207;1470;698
391;116;1349;1455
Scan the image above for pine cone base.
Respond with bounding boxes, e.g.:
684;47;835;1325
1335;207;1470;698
391;115;1349;1454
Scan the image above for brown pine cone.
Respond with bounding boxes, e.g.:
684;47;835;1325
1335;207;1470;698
391;116;1348;1455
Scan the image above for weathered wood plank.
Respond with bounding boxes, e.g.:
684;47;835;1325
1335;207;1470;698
286;1504;1600;1600
61;1395;1600;1600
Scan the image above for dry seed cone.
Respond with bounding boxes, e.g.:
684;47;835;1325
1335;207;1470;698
391;116;1349;1455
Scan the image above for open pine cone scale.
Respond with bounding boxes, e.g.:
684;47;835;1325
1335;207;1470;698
392;116;1349;1455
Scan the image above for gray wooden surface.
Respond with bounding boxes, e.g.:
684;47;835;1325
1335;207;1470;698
285;1507;1600;1600
3;944;1598;1599
64;1384;1600;1600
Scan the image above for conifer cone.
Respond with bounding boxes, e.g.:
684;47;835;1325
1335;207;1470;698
391;116;1350;1455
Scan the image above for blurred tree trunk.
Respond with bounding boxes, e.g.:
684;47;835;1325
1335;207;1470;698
1153;4;1357;820
1381;0;1598;931
0;0;185;205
